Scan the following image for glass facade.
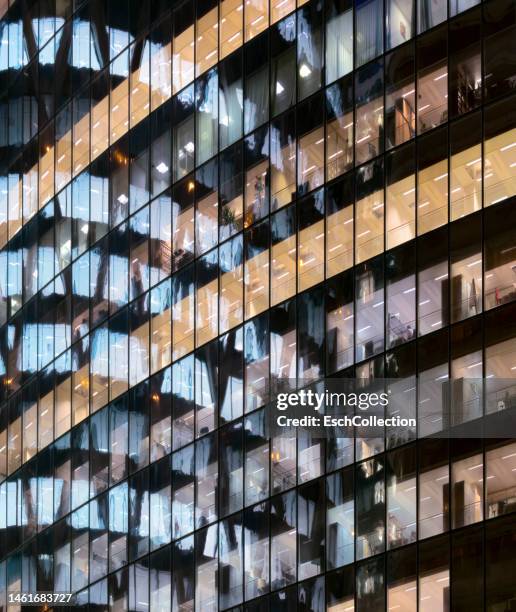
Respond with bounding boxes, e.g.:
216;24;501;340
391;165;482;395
0;0;515;609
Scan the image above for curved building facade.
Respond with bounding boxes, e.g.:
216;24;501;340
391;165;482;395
0;0;516;609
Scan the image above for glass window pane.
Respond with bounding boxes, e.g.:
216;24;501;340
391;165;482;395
245;411;270;505
244;501;269;599
220;235;244;333
325;77;354;180
173;1;195;94
172;355;195;450
484;201;516;310
245;220;270;320
271;15;296;117
356;0;383;66
172;265;194;360
450;215;482;323
219;51;243;149
486;441;516;518
417;127;448;235
418;0;446;32
271;111;296;211
387;0;414;48
387;446;417;548
271;491;297;589
220;0;243;59
451;443;483;528
195;250;219;347
219;513;244;607
386;243;416;348
297;2;322;100
326;174;354;278
172;444;195;539
297;97;324;196
385;45;415;150
387;546;417;612
418;439;449;539
417;29;447;132
356;457;385;560
419;537;449;612
196;0;218;78
298;191;324;292
327;469;354;568
245;0;269;41
355;160;384;263
355;258;384;362
483;96;516;207
355;61;384;165
173;87;195;182
450;112;482;221
326;0;353;83
244;126;270;224
196;69;218;166
271;206;296;306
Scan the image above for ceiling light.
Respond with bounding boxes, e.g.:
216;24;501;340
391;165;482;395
467;361;483;369
276;81;284;94
156;162;169;174
184;141;195;153
118;194;128;205
299;63;312;78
